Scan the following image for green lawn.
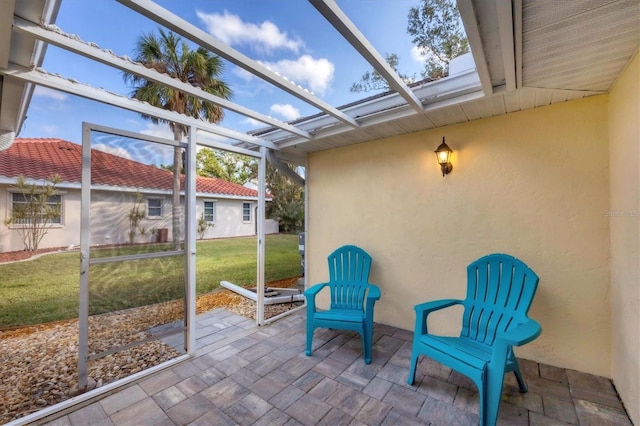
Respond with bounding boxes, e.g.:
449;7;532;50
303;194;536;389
0;234;300;328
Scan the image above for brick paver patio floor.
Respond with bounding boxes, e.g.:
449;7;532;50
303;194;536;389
40;309;632;425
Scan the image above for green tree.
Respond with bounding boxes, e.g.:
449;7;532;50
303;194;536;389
408;0;469;79
350;53;415;93
196;147;304;233
4;174;62;251
127;191;148;244
351;0;468;93
265;163;304;233
196;148;256;185
123;29;231;249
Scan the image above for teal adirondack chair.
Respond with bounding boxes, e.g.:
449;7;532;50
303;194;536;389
408;253;541;426
304;245;381;364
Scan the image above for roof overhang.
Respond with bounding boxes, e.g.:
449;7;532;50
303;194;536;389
0;0;60;150
0;0;638;161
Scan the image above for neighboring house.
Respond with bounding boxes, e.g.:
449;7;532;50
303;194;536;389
0;138;276;252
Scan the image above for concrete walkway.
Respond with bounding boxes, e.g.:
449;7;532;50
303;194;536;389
41;309;631;425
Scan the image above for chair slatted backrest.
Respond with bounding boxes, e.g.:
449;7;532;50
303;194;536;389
461;254;539;345
327;245;372;311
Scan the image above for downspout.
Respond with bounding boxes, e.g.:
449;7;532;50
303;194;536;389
266;148;305;187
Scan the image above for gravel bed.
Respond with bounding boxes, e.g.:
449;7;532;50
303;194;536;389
0;278;303;424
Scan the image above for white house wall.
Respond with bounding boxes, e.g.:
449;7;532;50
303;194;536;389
195;199;279;239
0;187;82;251
90;190;172;246
0;187;276;251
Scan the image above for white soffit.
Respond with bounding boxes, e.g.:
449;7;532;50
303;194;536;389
522;0;639;92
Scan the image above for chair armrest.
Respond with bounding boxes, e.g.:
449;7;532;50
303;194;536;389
304;283;329;312
304;282;329;298
366;284;381;301
365;284;381;314
414;299;462;335
498;319;542;347
414;299;461;315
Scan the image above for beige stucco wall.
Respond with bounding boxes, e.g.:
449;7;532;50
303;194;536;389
308;95;611;376
608;52;639;424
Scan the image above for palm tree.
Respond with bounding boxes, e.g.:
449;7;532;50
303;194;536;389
124;29;232;249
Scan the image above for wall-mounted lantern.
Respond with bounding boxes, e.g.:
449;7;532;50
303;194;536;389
435;137;453;176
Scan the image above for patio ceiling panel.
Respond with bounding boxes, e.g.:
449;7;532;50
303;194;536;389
522;0;639;92
533;89;553;108
459;102;483;122
503;90;522;114
0;0;13;68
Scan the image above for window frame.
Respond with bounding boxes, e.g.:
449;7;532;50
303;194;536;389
203;200;216;223
242;202;252;223
146;198;164;219
9;192;63;226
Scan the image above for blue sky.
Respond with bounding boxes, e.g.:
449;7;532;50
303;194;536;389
20;0;427;155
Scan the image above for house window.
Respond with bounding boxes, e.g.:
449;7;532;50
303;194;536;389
147;198;163;218
243;203;251;222
203;200;216;222
10;193;62;225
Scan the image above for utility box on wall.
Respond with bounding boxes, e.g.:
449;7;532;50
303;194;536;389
298;232;305;276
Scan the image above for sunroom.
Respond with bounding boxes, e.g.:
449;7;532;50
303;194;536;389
0;0;638;425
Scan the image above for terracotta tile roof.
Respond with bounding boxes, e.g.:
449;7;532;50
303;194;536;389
0;138;261;198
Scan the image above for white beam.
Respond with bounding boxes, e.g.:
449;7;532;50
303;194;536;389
11;17;312;140
272;69;482;148
514;0;523;89
116;0;359;129
185;125;197;354
457;0;494;95
309;0;425;114
1;63;279;149
496;0;516;91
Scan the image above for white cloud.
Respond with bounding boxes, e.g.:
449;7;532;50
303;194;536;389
411;45;428;62
196;10;303;54
33;86;68;101
232;66;255;82
92;143;134;160
260;55;334;95
241;117;265;128
139;123;176;140
269;104;300;121
42;125;59;134
411;45;445;69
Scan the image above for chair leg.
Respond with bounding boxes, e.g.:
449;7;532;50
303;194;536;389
306;326;314;356
513;367;528;393
407;352;418;385
509;354;528;392
363;324;372;364
484;370;505;426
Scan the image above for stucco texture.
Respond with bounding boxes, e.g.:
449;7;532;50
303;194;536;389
307;95;611;377
608;52;639;424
